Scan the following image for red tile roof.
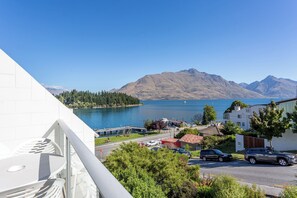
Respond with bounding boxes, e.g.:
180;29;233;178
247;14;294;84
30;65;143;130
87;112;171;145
179;134;203;144
161;138;179;143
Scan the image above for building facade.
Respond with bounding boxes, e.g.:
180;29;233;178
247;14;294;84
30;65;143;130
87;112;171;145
223;104;266;130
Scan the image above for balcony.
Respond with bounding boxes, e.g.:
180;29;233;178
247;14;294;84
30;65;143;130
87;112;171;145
0;119;132;198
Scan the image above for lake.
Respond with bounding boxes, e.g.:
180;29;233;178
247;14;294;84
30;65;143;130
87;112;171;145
74;99;278;129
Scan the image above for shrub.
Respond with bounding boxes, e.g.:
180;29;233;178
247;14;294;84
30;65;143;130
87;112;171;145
280;186;297;198
210;175;265;198
197;186;213;198
242;184;265;198
175;128;200;139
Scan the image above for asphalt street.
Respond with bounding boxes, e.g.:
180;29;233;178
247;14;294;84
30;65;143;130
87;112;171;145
95;132;172;159
96;133;297;196
189;158;297;187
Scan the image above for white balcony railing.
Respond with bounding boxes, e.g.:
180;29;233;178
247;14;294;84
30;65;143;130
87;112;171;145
51;119;133;198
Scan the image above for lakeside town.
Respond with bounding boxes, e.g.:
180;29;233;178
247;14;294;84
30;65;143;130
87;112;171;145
1;1;297;198
94;98;297;197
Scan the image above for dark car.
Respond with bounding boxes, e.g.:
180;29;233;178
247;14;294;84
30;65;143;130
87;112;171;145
244;148;297;166
171;148;192;158
200;149;233;162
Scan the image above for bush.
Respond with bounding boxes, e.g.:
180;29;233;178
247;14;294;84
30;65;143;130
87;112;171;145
210;175;265;198
222;121;244;135
175;128;200;139
202;135;236;153
280;186;297;198
197;186;213;198
243;184;265;198
104;142;200;197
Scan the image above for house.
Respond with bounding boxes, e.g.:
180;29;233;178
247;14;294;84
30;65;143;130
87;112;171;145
235;98;297;151
179;134;203;150
223;104;267;130
161;138;181;149
199;126;224;136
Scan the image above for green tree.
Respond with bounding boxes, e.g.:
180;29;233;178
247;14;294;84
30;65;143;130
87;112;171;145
144;119;153;130
104;142;200;198
222;120;244;135
224;100;248;113
56;90;140;108
175;128;200;139
250;101;291;148
288;101;297;133
202;105;216;125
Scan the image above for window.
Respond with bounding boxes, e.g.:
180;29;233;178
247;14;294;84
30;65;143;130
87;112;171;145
238;115;242;119
236;122;241;126
242;122;245;126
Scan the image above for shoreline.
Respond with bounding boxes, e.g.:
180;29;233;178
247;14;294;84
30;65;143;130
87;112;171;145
71;103;143;110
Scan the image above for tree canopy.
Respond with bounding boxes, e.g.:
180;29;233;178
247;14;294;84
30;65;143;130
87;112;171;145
224;100;248;113
250;101;290;147
288;101;297;133
202;105;216;125
56;90;140;108
175;128;200;139
222;121;244;135
104;142;200;198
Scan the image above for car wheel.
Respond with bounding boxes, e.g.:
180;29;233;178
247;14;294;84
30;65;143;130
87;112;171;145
202;156;206;161
278;158;288;166
249;157;256;164
218;157;224;162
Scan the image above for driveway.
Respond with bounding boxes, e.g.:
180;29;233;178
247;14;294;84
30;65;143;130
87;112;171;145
189;158;297;187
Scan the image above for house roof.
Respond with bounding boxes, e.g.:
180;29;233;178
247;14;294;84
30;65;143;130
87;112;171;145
200;126;223;136
276;98;297;105
161;138;179;143
179;134;203;144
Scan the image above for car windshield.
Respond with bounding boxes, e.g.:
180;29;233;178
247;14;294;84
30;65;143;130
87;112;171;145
214;149;224;155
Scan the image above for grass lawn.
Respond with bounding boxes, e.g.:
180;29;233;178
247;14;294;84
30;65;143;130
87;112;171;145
95;131;160;146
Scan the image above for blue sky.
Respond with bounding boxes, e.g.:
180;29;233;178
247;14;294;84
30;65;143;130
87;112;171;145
0;1;296;91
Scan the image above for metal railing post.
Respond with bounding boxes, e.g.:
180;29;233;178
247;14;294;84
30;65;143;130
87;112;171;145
66;137;71;198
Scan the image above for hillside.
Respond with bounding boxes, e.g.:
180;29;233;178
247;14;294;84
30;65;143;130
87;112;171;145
117;69;264;100
242;75;297;98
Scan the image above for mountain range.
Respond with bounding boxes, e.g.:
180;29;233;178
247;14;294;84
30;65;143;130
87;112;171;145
117;69;297;100
239;75;297;98
45;86;68;96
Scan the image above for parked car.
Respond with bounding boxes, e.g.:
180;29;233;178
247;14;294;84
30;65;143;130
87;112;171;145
171;148;192;158
200;149;233;162
146;140;159;147
244;148;297;166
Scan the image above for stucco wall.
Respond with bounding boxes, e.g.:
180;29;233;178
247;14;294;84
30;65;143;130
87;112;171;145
0;49;95;158
265;130;297;151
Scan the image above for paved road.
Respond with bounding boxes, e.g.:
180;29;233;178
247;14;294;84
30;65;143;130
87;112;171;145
96;132;297;195
95;133;172;159
189;158;297;187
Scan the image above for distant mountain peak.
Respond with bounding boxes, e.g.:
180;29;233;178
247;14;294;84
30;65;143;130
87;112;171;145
242;75;297;98
116;69;263;100
264;75;277;80
181;68;199;74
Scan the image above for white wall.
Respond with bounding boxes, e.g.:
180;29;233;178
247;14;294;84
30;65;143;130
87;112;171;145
0;49;95;158
235;134;244;152
224;105;266;130
269;130;297;151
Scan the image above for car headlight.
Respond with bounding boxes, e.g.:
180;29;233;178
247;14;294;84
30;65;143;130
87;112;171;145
288;155;295;159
